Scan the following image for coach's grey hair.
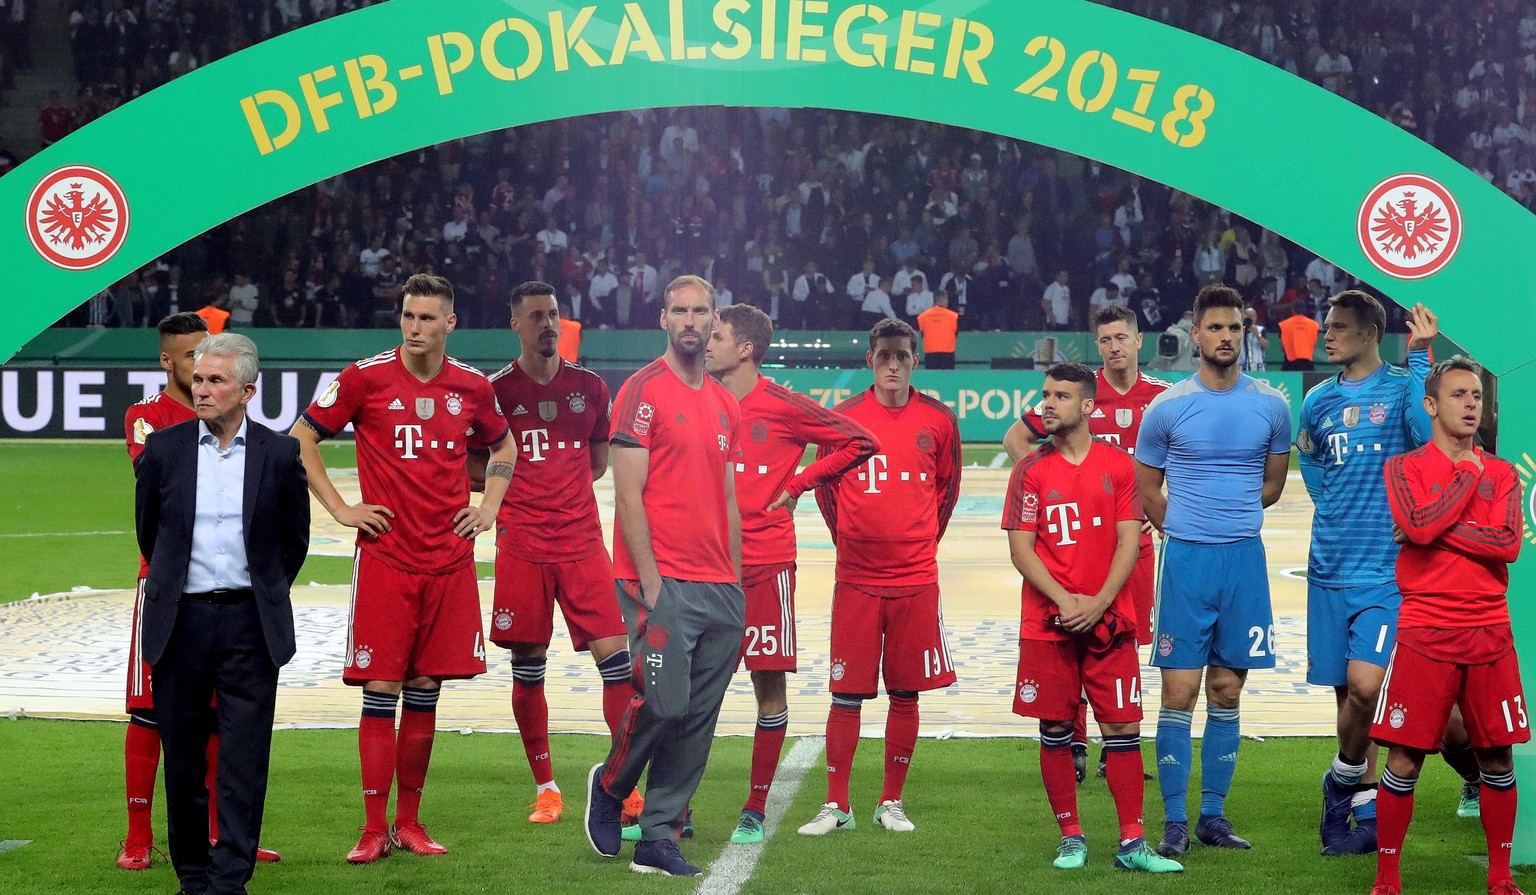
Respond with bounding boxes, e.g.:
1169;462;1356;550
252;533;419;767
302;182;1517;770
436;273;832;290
194;333;260;385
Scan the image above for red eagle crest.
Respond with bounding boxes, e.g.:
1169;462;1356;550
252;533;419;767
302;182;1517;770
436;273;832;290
38;182;118;252
1368;190;1449;262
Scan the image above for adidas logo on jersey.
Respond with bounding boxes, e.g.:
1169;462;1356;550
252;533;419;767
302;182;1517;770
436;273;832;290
388;398;405;411
512;404;528;415
1091;408;1106;418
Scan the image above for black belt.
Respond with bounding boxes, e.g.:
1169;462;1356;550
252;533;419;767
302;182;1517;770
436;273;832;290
183;588;255;605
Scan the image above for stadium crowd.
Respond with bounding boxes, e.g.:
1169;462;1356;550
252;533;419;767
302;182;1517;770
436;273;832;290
7;0;1536;335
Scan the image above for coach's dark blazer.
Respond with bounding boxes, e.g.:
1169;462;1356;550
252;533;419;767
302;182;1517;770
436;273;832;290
134;418;309;668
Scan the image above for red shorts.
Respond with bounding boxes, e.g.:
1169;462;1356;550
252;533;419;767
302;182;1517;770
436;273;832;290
1129;552;1154;646
828;582;956;695
1372;640;1531;751
126;578;153;712
344;549;487;685
491;548;624;651
1013;636;1144;723
739;562;798;672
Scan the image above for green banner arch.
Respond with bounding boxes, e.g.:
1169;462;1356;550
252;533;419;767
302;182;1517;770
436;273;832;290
8;0;1536;852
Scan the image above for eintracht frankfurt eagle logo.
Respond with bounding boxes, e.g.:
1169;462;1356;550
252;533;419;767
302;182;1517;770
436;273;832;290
1357;173;1461;280
27;165;129;271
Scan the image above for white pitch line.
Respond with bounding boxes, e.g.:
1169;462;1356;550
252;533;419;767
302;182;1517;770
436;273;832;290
988;451;1008;468
693;734;823;895
0;530;129;538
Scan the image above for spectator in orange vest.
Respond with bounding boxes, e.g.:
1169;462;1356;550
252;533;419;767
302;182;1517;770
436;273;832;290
195;295;231;335
558;313;582;364
917;291;960;369
1279;300;1320;371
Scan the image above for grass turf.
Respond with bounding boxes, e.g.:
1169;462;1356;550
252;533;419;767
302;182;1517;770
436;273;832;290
0;719;1494;894
0;440;1015;602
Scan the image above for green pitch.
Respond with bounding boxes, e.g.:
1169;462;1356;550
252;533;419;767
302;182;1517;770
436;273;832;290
0;720;1498;894
0;441;1014;602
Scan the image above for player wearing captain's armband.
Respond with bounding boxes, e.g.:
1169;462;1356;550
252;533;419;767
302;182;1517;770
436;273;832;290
704;303;877;845
1136;285;1291;857
1371;357;1527;895
1004;362;1181;875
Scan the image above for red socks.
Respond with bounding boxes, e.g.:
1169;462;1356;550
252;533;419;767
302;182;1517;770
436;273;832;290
1103;736;1145;842
881;696;919;804
124;721;159;843
358;691;399;833
1482;771;1518;886
745;711;789;815
1040;730;1082;836
1376;769;1416;890
825;703;861;811
394;687;440;827
510;658;554;787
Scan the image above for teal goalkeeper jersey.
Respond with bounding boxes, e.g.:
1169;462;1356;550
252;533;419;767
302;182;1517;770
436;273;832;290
1296;351;1432;587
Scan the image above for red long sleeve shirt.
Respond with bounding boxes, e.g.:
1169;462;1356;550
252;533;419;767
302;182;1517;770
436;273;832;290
816;388;961;587
734;376;878;567
1384;443;1523;629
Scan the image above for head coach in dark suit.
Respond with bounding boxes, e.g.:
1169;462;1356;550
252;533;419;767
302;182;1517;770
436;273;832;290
135;333;309;895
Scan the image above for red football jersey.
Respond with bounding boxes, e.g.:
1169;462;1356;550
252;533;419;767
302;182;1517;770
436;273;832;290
302;348;510;575
735;376;879;566
610;359;741;584
816;388;961;587
1385;443;1522;629
126;390;197;577
1022;370;1170;454
1001;441;1140;642
1023;368;1166;558
488;359;611;563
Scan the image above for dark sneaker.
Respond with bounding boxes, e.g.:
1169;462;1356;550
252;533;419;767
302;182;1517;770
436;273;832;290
1321;771;1354;848
630;838;701;877
584;764;623;858
1322;819;1377;857
1072;743;1088;784
1195;814;1252;849
1156;821;1190;857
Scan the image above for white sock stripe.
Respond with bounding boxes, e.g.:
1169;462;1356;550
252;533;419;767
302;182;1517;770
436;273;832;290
757;710;789;728
1482;770;1517;788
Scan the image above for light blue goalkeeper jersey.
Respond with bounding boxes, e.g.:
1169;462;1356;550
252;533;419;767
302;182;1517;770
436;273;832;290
1296;350;1432;586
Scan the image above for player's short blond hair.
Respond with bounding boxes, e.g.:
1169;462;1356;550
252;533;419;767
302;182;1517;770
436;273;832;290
662;274;716;306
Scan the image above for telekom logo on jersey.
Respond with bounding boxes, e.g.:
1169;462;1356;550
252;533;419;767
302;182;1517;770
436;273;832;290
858;454;930;494
1327;432;1350;466
520;428;550;462
392;424;457;459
